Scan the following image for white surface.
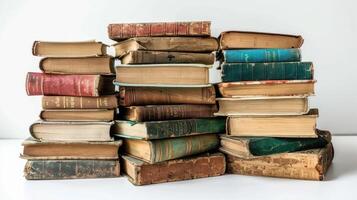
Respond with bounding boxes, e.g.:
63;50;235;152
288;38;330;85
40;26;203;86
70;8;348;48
0;0;356;138
0;136;355;200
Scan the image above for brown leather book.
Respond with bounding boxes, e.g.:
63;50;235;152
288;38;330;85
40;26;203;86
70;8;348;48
119;104;217;122
42;95;118;109
40;109;115;122
119;86;216;106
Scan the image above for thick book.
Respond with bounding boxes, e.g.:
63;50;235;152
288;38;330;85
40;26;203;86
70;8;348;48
122;153;225;185
42;95;118;109
226;109;318;138
113;118;225;139
215;96;309;116
113;37;218;57
221;62;313;82
39;56;114;75
21;138;121;159
30;121;113;141
40;109;115;121
221;49;301;63
32;40;107;57
24;160;120;180
219;31;304;49
108;21;211;41
220;129;331;158
121;51;215;65
122;134;219;163
217;80;315;97
225;143;334;181
119;86;215;106
26;73;115;96
119;104;217;122
115;64;210;86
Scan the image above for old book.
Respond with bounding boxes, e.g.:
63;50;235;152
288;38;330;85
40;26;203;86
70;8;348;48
219;31;304;49
108;21;211;41
121;51;214;65
42;95;118;109
21;138;121;159
26;73;115;96
226;143;334;181
30;120;113;141
32;40;107;57
122;153;225;185
221;49;301;63
122;134;219;163
119;86;215;106
217;80;315;97
221;62;313;82
113;37;218;57
119;104;217;122
39;57;114;74
40;109;115;121
24;160;120;180
220;129;331;158
215;96;309;116
113;118;225;139
226;109;318;138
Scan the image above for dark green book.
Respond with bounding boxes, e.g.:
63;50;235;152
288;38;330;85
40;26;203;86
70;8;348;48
113;118;226;140
220;129;331;158
221;62;313;82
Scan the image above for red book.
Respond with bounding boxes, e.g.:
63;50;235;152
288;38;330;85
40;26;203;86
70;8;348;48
26;72;115;97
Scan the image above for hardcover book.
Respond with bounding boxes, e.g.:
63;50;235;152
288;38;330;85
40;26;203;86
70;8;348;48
42;95;118;109
221;49;301;63
40;109;115;121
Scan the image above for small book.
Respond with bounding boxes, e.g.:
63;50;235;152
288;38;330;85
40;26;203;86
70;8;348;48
113;118;225;139
32;40;107;57
220;49;301;63
119;104;217;122
42;95;118;109
217;80;315;97
21;138;121;159
219;31;303;49
215;96;309;116
30;121;114;141
122;153;226;185
220;129;331;158
122;134;219;163
113;37;218;57
40;109;115;121
39;56;114;75
24;159;120;180
225;143;334;181
226;109;318;138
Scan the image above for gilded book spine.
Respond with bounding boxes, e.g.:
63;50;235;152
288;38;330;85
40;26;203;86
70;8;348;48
42;95;118;109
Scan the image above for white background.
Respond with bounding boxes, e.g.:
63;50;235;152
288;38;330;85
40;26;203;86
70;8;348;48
0;0;356;138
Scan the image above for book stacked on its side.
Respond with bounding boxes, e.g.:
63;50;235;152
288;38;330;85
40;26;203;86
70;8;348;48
22;41;122;180
216;31;334;180
108;21;226;185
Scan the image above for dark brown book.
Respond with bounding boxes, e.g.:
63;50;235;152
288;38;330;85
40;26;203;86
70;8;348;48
122;153;225;185
42;95;118;109
40;109;115;122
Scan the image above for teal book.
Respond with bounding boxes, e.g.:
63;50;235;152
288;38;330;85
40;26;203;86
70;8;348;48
221;62;313;82
223;49;301;63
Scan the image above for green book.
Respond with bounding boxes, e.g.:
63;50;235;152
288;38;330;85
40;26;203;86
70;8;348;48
113;118;226;140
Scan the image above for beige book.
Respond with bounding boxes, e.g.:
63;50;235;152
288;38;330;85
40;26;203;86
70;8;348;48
40;109;115;122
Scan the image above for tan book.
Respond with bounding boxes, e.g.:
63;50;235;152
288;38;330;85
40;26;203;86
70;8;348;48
42;95;118;109
40;109;115;122
226;109;318;138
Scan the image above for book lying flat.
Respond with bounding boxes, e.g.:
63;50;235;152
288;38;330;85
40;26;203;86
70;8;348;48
221;49;301;63
40;109;115;122
42;95;118;109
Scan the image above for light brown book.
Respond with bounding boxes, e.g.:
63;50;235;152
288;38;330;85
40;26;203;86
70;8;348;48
226;109;318;138
39;57;114;74
21;138;121;159
42;95;118;109
32;40;107;57
219;31;304;49
226;143;334;181
113;37;218;57
217;80;315;97
40;109;115;122
122;153;225;185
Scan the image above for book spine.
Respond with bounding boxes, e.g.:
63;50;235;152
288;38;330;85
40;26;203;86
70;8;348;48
24;160;120;180
42;95;118;109
108;21;211;40
26;72;99;96
223;49;301;63
221;62;313;82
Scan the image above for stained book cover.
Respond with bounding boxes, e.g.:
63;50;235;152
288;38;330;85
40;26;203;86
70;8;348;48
42;95;118;109
220;49;301;63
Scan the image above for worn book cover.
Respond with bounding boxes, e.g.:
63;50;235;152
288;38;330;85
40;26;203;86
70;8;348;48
42;95;118;109
40;109;115;122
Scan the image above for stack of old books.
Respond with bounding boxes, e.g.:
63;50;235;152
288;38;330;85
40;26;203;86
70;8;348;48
108;21;226;185
215;31;334;180
22;41;122;180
